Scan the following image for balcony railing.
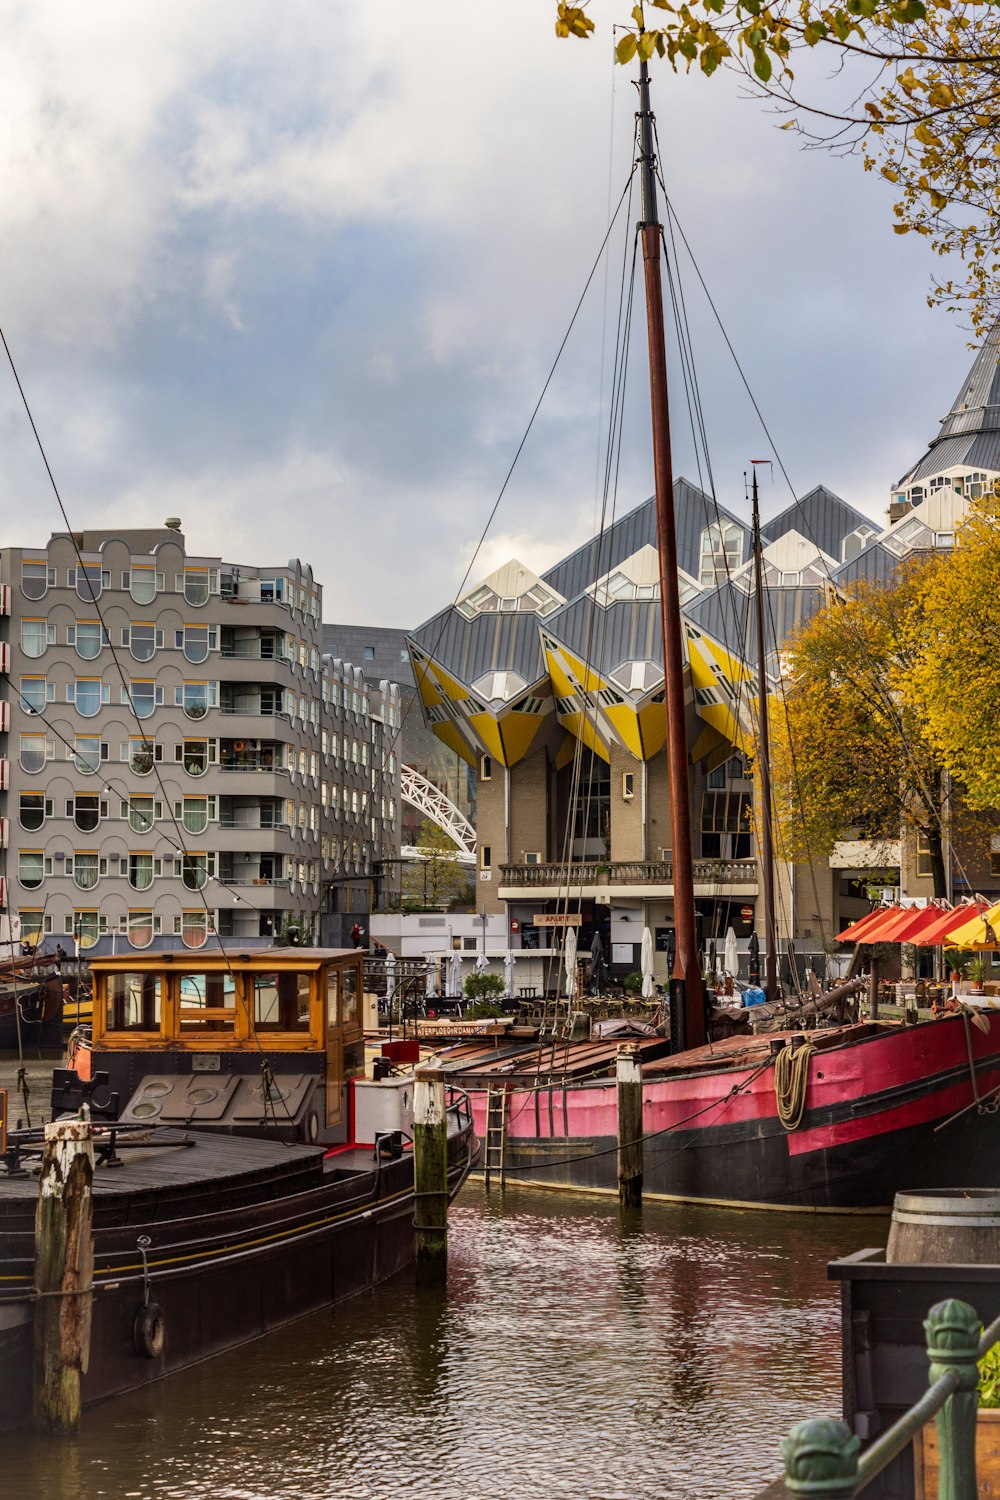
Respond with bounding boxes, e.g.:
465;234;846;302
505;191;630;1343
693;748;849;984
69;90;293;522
218;818;291;833
218;704;290;721
219;644;290;662
218;759;288;774
498;858;757;887
217;877;289;888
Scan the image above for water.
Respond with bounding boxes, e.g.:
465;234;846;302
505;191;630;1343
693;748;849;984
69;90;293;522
5;1187;875;1499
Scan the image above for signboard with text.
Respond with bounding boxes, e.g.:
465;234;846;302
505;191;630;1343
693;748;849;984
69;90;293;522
532;913;583;927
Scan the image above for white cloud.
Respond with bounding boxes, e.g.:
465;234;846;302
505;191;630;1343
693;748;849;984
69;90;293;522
0;0;979;633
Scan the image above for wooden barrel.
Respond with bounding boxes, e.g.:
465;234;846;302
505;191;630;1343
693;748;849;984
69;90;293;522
887;1189;1000;1264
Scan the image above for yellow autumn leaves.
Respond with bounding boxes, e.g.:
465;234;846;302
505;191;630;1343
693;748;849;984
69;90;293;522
556;0;1000;335
768;492;1000;883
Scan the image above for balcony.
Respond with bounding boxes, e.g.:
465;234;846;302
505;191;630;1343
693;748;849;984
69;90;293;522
218;817;291;833
498;858;758;900
219;644;290;662
218;758;289;774
218;704;290;722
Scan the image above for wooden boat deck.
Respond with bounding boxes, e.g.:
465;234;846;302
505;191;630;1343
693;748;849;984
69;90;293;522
0;1129;333;1204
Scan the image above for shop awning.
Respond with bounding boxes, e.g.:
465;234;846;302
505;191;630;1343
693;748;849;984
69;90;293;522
943;900;1000;949
877;905;953;943
910;902;986;946
835;906;904;943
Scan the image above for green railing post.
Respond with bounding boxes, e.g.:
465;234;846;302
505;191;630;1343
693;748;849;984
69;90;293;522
925;1298;981;1500
781;1417;860;1498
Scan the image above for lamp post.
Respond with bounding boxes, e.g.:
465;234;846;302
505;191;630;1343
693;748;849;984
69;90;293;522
479;909;488;959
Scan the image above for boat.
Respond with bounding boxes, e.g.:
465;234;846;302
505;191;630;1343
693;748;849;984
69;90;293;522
0;945;476;1431
428;56;1000;1213
0;951;64;1051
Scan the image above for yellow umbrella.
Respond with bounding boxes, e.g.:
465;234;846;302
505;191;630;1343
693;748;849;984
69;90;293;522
944;900;1000;949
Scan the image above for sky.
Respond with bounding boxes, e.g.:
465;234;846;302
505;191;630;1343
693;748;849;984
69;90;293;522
0;1;981;626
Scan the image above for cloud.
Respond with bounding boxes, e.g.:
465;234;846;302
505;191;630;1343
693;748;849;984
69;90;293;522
0;0;978;636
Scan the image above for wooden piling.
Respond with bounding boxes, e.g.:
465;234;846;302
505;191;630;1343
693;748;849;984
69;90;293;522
413;1068;448;1287
33;1116;95;1435
617;1044;643;1209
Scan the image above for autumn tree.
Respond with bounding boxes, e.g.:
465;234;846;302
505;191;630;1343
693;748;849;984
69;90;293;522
908;491;1000;809
402;819;473;910
557;1;1000;332
769;555;953;893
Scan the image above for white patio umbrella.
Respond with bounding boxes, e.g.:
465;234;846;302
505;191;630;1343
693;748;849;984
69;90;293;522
384;950;396;1007
724;926;739;979
564;926;578;1000
425;954;437;999
449;949;463;999
503;950;516;998
475;950;489;974
641;926;655;999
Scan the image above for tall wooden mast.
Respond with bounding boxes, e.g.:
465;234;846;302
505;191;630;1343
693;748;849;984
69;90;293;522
637;60;705;1051
750;465;778;999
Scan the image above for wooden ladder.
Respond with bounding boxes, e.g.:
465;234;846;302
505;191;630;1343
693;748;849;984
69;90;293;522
483;1085;508;1190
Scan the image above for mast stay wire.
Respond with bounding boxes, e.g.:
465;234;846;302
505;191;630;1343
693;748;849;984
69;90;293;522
544;154;641;1014
649;125;763;980
314;169;642;938
656;192;971;900
652;166;840;962
0;329;317;1134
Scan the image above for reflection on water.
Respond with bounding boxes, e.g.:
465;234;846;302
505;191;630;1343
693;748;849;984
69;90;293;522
4;1187;874;1499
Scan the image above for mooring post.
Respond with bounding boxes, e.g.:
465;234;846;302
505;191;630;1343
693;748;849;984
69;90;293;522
33;1115;95;1435
781;1416;860;1498
616;1044;643;1208
413;1067;448;1287
926;1298;981;1500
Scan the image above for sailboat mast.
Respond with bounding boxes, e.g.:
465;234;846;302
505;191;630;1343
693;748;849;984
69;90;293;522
750;466;778;999
636;59;705;1051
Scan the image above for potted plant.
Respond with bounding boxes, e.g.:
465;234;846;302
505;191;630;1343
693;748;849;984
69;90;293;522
968;956;987;994
945;949;967;986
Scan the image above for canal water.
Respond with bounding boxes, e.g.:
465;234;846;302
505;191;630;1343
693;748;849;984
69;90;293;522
5;1186;874;1499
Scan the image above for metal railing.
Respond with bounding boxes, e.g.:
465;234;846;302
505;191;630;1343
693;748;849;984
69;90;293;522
218;705;290;720
217;818;290;832
218;760;288;774
780;1297;999;1497
498;858;758;887
219;644;290;662
217;876;289;888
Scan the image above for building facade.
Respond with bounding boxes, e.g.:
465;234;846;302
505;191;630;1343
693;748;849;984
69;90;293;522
408;331;1000;985
0;522;400;956
322;621;475;851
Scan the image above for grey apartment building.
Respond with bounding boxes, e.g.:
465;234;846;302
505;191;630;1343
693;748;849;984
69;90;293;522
323;622;475;847
0;522;400;956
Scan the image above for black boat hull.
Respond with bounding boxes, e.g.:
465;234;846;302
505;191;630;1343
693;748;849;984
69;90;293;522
0;1120;475;1430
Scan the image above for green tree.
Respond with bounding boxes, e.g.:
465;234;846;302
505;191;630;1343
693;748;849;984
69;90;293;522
769;555;953;894
909;491;1000;809
402;819;473;910
557;1;1000;332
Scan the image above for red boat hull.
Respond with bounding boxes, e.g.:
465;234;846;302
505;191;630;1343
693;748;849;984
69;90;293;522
463;1017;1000;1210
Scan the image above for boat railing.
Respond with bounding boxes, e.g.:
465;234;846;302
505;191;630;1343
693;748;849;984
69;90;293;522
777;1297;1000;1497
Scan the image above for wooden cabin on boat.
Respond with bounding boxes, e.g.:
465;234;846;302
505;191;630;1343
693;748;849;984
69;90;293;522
62;947;375;1147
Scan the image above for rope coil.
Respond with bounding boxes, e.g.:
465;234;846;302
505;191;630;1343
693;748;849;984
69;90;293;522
774;1039;815;1132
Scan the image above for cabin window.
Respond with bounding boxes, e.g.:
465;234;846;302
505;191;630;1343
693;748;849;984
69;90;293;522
341;964;359;1026
326;969;339;1026
106;972;162;1032
178;972;236;1033
252;972;311;1031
